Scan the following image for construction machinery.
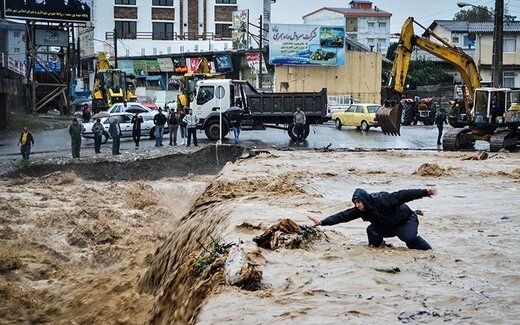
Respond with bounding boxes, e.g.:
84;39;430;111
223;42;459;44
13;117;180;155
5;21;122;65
92;52;137;112
401;97;436;126
377;17;519;151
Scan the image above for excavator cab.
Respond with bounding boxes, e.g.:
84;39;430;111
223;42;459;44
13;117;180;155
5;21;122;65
472;88;508;127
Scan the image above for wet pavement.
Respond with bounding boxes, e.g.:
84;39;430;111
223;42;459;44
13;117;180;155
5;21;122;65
0;122;489;163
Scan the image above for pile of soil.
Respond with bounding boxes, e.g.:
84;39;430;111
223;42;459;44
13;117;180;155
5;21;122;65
413;163;454;177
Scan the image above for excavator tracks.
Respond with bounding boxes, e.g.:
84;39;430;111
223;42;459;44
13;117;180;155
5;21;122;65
490;130;518;152
442;127;473;151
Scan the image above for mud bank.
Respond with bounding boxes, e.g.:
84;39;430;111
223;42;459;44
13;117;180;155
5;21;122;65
1;149;519;324
3;145;245;180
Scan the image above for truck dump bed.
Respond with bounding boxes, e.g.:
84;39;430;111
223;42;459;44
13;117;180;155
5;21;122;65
246;88;328;124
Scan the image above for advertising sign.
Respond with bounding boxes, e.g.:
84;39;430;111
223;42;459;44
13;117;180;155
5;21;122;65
157;58;174;72
186;57;203;73
214;55;233;73
35;28;69;47
246;52;267;74
118;60;135;76
232;9;249;50
4;0;93;23
269;24;346;66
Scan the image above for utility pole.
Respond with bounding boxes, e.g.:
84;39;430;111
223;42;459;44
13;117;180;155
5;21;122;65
113;28;118;69
258;15;263;89
491;0;503;87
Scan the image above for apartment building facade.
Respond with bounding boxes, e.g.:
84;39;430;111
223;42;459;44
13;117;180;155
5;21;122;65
80;0;271;58
424;20;520;88
302;1;392;54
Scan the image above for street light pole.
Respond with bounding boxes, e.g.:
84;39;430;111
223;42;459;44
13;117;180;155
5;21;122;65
258;15;263;89
491;0;503;87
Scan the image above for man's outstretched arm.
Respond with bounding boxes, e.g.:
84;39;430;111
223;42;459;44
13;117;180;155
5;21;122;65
383;188;437;207
309;207;361;227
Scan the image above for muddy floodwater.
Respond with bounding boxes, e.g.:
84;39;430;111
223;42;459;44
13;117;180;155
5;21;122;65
0;149;519;324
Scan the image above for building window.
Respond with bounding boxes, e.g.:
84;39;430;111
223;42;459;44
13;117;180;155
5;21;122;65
503;72;515;88
14;48;20;54
153;22;174;40
378;39;386;46
115;0;136;5
216;0;237;4
115;21;137;39
153;0;174;5
215;23;232;38
13;31;20;38
463;35;476;49
346;18;358;32
367;38;374;45
367;22;375;28
453;36;459;44
378;22;386;28
504;38;517;53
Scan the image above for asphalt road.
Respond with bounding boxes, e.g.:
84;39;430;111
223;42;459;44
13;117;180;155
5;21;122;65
0;122;491;163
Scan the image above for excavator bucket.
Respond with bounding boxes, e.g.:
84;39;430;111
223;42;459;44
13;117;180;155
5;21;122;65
376;104;402;136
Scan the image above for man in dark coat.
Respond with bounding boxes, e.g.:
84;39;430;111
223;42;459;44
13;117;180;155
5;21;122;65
108;116;123;155
131;112;143;149
153;108;167;147
308;188;437;250
435;108;447;145
17;126;34;160
68;118;82;158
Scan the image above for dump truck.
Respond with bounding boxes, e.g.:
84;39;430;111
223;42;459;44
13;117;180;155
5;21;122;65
190;79;328;141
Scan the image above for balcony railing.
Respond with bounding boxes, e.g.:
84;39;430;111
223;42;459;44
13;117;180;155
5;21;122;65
106;31;232;41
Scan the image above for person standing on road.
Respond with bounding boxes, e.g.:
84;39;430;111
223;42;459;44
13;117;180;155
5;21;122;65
435;108;448;146
91;118;105;154
17;126;34;160
183;108;199;147
167;109;180;146
68;118;83;158
229;111;242;145
308;188;437;250
131;112;143;149
82;103;91;123
293;106;306;142
179;108;187;145
153;108;167;147
109;117;122;155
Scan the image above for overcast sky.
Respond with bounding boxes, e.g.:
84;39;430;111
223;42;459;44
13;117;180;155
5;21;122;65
271;0;520;33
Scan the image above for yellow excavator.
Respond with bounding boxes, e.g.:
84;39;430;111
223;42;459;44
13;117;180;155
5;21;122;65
92;52;137;112
377;17;520;151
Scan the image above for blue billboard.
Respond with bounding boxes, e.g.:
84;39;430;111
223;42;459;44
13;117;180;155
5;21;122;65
269;24;346;66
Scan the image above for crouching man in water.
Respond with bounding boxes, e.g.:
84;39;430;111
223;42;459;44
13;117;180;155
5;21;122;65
308;188;437;250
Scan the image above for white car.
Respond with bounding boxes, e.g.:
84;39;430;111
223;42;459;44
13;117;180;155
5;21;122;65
81;112;166;143
107;102;151;114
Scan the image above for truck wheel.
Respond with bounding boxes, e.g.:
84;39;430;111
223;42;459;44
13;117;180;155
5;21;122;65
205;119;229;141
102;131;109;144
401;103;413;126
288;123;310;140
361;120;370;131
149;127;156;139
335;118;342;129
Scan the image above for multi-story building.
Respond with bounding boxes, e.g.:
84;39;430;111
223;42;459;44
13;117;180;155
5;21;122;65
302;0;392;54
0;19;26;66
80;0;271;58
424;20;520;88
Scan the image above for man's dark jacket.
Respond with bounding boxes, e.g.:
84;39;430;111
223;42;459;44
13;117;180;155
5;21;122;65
154;112;167;126
321;188;429;228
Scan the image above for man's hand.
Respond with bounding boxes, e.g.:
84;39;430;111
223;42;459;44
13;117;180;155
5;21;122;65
427;187;438;197
308;216;321;227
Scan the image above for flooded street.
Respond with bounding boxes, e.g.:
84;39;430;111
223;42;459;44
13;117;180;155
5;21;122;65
2;147;518;323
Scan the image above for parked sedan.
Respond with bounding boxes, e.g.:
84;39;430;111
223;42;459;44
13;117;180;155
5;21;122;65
107;102;150;114
137;96;158;110
332;103;381;131
82;112;168;143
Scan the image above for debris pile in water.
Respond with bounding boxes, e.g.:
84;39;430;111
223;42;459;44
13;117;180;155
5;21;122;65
413;163;453;177
253;219;324;250
224;246;262;291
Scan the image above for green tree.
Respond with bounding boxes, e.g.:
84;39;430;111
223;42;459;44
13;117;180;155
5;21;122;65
454;6;493;22
406;60;454;88
386;42;398;62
